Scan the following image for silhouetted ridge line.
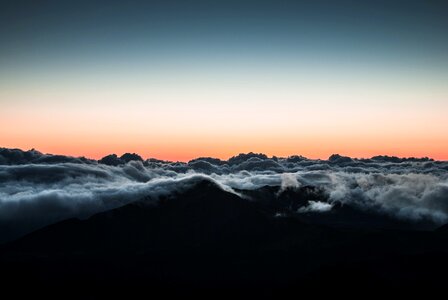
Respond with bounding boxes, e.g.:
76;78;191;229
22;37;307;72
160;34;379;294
0;147;437;165
2;175;448;293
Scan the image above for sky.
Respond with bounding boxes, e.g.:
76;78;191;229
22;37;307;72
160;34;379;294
1;0;447;161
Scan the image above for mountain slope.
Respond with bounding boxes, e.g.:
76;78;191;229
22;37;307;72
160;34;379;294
1;179;448;297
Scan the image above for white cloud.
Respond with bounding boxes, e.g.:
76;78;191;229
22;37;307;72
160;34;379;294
298;201;333;213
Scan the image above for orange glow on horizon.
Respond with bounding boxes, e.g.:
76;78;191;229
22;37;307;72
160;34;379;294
2;68;447;162
2;133;447;162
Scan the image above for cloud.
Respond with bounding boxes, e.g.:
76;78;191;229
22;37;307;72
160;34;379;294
323;172;448;223
298;201;333;213
1;147;448;243
0;147;94;165
280;173;301;192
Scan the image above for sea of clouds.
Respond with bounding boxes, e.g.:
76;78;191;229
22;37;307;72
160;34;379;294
1;147;448;243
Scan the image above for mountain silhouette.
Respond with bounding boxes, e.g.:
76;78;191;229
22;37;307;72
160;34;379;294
1;179;448;298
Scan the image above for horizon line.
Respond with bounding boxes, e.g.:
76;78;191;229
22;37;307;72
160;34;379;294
1;146;443;163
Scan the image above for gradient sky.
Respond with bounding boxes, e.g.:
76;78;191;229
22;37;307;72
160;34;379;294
1;0;447;161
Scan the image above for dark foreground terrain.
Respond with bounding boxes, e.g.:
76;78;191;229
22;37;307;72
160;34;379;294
1;179;448;298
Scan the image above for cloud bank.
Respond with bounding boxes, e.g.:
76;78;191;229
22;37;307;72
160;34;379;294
1;148;448;242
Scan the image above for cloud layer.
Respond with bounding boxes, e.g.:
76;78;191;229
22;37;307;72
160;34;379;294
1;148;448;243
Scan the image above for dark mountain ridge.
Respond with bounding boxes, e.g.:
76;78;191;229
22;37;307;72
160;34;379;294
1;179;448;297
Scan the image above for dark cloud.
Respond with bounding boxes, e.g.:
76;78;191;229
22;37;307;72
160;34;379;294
285;155;307;163
227;152;268;165
188;160;226;174
1;147;448;243
98;154;122;166
98;153;144;166
189;157;226;166
368;155;433;163
0;148;94;165
120;153;143;163
328;154;354;164
234;157;283;172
